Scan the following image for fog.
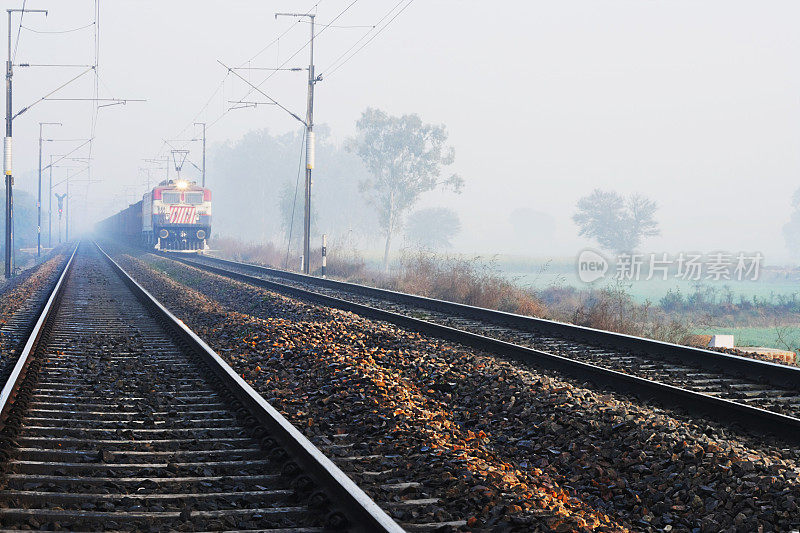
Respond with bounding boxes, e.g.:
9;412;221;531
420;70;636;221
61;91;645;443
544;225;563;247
7;1;800;264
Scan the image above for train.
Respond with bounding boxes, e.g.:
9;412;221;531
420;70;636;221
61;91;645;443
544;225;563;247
98;179;212;251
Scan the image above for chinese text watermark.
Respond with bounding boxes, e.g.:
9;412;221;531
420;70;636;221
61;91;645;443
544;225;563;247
577;250;763;283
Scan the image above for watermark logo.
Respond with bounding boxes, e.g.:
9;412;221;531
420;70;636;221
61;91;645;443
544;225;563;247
576;251;764;283
577;249;608;283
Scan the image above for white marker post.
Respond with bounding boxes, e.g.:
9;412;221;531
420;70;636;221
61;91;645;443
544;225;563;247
321;233;327;278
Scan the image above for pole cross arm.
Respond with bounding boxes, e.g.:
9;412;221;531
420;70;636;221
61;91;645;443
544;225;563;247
275;12;316;19
218;60;308;127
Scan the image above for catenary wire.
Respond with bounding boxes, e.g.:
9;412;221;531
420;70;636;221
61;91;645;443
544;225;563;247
324;0;414;79
318;0;405;76
21;21;95;34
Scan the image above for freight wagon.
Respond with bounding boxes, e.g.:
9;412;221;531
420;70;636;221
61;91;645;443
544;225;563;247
98;179;211;251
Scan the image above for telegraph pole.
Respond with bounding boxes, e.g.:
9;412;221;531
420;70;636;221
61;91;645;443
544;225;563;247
275;12;318;274
5;8;47;278
303;14;316;275
194;122;206;187
65;177;69;242
48;155;52;246
4;11;11;277
38;122;60;256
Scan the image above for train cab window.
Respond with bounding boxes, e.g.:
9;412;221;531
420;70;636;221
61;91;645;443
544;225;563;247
185;192;203;205
162;192;181;204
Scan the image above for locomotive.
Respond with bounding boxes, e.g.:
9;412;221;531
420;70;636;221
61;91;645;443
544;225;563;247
98;179;211;251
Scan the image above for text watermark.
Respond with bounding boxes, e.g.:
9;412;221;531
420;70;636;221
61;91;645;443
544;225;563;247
577;250;763;283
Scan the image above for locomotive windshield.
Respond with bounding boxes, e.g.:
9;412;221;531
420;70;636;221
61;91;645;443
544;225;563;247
185;192;203;205
162;192;181;204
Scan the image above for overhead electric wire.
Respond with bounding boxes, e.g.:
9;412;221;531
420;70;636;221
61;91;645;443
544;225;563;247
163;138;202;174
152;0;355;171
11;0;26;63
323;0;414;79
88;0;100;207
21;21;95;34
156;1;323;161
285;132;307;268
53;164;91;188
44;139;94;172
163;73;229;151
252;0;360;86
14;66;95;119
319;0;405;76
243;1;321;65
219;60;306;125
298;20;374;29
205;0;360;132
16;63;95;68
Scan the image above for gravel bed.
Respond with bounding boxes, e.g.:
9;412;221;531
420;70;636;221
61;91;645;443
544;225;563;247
184;254;800;416
115;250;800;532
0;245;328;531
0;249;69;371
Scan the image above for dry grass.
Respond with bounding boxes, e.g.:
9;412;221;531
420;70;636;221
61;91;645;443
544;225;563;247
211;237;689;344
212;237;289;267
538;282;691;344
385;251;547;316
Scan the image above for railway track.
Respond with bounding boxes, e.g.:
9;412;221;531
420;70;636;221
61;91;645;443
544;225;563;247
0;250;72;387
0;243;402;532
162;252;800;442
0;249;70;349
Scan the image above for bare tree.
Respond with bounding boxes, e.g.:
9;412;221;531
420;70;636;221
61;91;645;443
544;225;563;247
774;321;800;355
405;207;461;249
572;189;659;252
352;108;463;270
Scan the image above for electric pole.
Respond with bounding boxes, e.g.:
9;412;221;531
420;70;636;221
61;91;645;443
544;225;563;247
38;122;60;256
48;154;53;247
5;8;47;277
276;12;318;274
303;14;316;275
194;122;206;187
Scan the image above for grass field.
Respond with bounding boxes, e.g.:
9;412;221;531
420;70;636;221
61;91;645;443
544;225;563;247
690;326;799;350
499;259;800;305
496;257;800;351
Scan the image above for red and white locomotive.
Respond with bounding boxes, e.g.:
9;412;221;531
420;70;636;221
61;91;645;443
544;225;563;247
99;179;212;251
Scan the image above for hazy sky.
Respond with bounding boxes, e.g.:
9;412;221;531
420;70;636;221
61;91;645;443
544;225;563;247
7;1;800;262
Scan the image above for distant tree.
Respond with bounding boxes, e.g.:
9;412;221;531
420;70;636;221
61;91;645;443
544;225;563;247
352;108;463;270
572;189;659;252
783;188;800;257
0;189;37;256
209;125;373;244
405;207;461;249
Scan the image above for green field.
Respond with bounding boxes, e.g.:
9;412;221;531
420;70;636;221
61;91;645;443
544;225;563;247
499;260;800;305
690;326;800;350
495;257;800;351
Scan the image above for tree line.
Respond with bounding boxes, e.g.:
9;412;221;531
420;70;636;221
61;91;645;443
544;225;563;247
206;106;677;264
208;108;463;269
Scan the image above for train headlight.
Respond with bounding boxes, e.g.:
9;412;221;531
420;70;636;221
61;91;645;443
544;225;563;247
159;229;169;239
196;229;206;240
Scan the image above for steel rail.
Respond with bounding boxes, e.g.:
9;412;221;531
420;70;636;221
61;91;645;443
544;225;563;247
0;246;77;424
162;253;800;443
175;254;800;390
96;243;403;533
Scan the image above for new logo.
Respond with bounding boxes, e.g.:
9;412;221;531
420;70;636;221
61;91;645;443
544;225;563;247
577;249;608;283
